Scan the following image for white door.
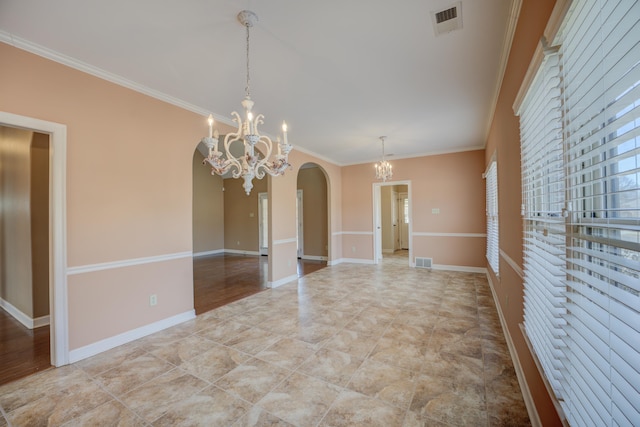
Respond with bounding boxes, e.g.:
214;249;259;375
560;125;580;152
399;192;409;249
391;190;399;251
374;185;382;263
258;192;268;255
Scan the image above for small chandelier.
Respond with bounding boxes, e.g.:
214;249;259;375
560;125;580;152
375;136;393;182
202;10;292;195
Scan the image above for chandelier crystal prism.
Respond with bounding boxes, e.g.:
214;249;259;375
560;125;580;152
375;136;393;182
202;10;292;195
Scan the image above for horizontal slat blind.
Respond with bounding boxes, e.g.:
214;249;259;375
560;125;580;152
519;50;568;399
486;161;499;275
560;0;640;425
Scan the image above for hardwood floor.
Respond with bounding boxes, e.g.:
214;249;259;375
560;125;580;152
193;253;327;315
0;253;327;386
0;309;51;386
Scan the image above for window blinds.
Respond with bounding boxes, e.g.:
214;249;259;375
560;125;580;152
519;1;640;425
519;51;568;399
486;161;499;275
560;1;640;425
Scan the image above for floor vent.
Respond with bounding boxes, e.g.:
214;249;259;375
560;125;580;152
415;257;433;268
431;2;463;36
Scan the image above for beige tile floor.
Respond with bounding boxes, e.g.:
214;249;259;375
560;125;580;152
0;254;530;426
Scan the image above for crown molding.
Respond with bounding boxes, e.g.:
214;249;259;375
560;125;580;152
292;144;343;167
343;145;485;167
0;31;236;128
483;0;523;144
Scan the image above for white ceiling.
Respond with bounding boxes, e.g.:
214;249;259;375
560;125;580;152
0;0;516;166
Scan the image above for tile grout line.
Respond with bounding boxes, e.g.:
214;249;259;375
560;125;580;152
0;401;11;427
59;365;150;426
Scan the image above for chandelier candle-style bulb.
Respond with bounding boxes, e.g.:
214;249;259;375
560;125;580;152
201;10;292;195
282;121;288;145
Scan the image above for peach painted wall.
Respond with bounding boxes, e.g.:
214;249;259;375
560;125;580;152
484;0;561;425
0;42;221;350
68;258;192;349
192;151;224;254
268;149;342;283
342;150;486;268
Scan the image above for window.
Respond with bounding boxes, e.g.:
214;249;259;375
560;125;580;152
485;161;499;275
519;50;568;398
518;1;640;425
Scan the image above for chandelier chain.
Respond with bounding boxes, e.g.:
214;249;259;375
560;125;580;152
245;21;251;98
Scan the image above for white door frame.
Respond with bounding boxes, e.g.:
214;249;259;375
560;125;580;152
373;180;412;266
0;111;69;367
296;189;303;258
258;192;268;256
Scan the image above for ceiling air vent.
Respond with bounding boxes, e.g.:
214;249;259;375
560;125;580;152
435;7;457;23
431;2;463;36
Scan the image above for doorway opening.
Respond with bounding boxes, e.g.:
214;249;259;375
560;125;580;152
296;189;303;258
259;192;268;256
373;181;412;266
0;112;69;378
296;163;329;274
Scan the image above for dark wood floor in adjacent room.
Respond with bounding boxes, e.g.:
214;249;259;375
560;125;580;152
0;309;51;386
193;253;327;315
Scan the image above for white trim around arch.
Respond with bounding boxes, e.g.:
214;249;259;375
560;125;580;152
0;111;69;367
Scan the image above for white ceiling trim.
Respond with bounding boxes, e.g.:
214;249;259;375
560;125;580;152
343;145;485;167
292;144;342;167
482;0;523;145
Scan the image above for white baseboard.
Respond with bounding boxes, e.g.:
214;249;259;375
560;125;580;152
333;258;375;265
0;298;49;329
224;249;261;256
301;255;328;261
432;264;487;274
268;274;298;289
68;310;196;363
33;315;50;328
193;249;224;257
486;273;541;427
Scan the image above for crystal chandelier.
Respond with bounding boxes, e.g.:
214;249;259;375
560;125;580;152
202;10;292;195
375;136;393;182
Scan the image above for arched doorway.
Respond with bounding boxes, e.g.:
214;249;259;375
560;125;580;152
191;143;270;314
296;163;329;276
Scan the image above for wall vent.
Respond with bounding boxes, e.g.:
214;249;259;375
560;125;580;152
431;2;463;36
415;257;433;268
